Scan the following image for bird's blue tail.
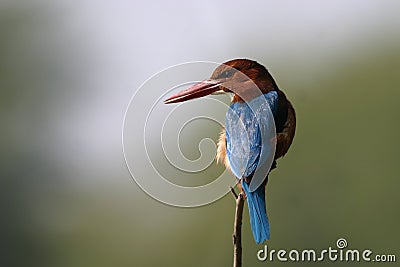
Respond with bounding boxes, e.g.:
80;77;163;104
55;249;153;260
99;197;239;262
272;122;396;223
241;181;270;243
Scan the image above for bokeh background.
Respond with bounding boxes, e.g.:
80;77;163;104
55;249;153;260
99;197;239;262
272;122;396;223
1;0;399;266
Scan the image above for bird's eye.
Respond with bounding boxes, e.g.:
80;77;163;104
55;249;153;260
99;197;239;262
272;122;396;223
221;69;234;79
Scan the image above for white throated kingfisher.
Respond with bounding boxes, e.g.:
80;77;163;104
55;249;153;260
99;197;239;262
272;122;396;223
164;59;296;244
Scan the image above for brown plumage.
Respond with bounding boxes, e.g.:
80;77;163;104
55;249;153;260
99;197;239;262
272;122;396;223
214;59;296;172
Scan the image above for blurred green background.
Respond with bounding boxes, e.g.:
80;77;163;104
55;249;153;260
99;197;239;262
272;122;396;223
1;1;399;266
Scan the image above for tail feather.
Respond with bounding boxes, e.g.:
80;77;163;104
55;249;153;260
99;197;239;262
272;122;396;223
241;181;270;243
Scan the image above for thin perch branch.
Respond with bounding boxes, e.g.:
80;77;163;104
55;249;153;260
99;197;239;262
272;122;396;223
230;186;238;199
233;192;245;267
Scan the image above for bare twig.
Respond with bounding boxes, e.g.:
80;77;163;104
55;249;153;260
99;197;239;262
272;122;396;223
233;192;245;267
230;186;238;199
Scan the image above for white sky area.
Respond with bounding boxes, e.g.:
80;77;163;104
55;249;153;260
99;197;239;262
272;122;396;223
71;0;399;75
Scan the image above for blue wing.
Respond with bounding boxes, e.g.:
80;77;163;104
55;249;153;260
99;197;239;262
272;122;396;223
225;91;278;191
225;91;278;243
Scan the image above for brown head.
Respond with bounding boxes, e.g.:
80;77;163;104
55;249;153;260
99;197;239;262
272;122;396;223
164;59;279;104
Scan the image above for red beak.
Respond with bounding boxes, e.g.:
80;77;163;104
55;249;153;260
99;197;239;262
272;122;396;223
164;80;222;104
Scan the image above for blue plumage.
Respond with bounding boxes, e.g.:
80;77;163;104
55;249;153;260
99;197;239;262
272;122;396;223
241;181;269;243
225;91;278;243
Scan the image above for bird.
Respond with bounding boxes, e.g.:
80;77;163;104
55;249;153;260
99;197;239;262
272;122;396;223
164;59;296;244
